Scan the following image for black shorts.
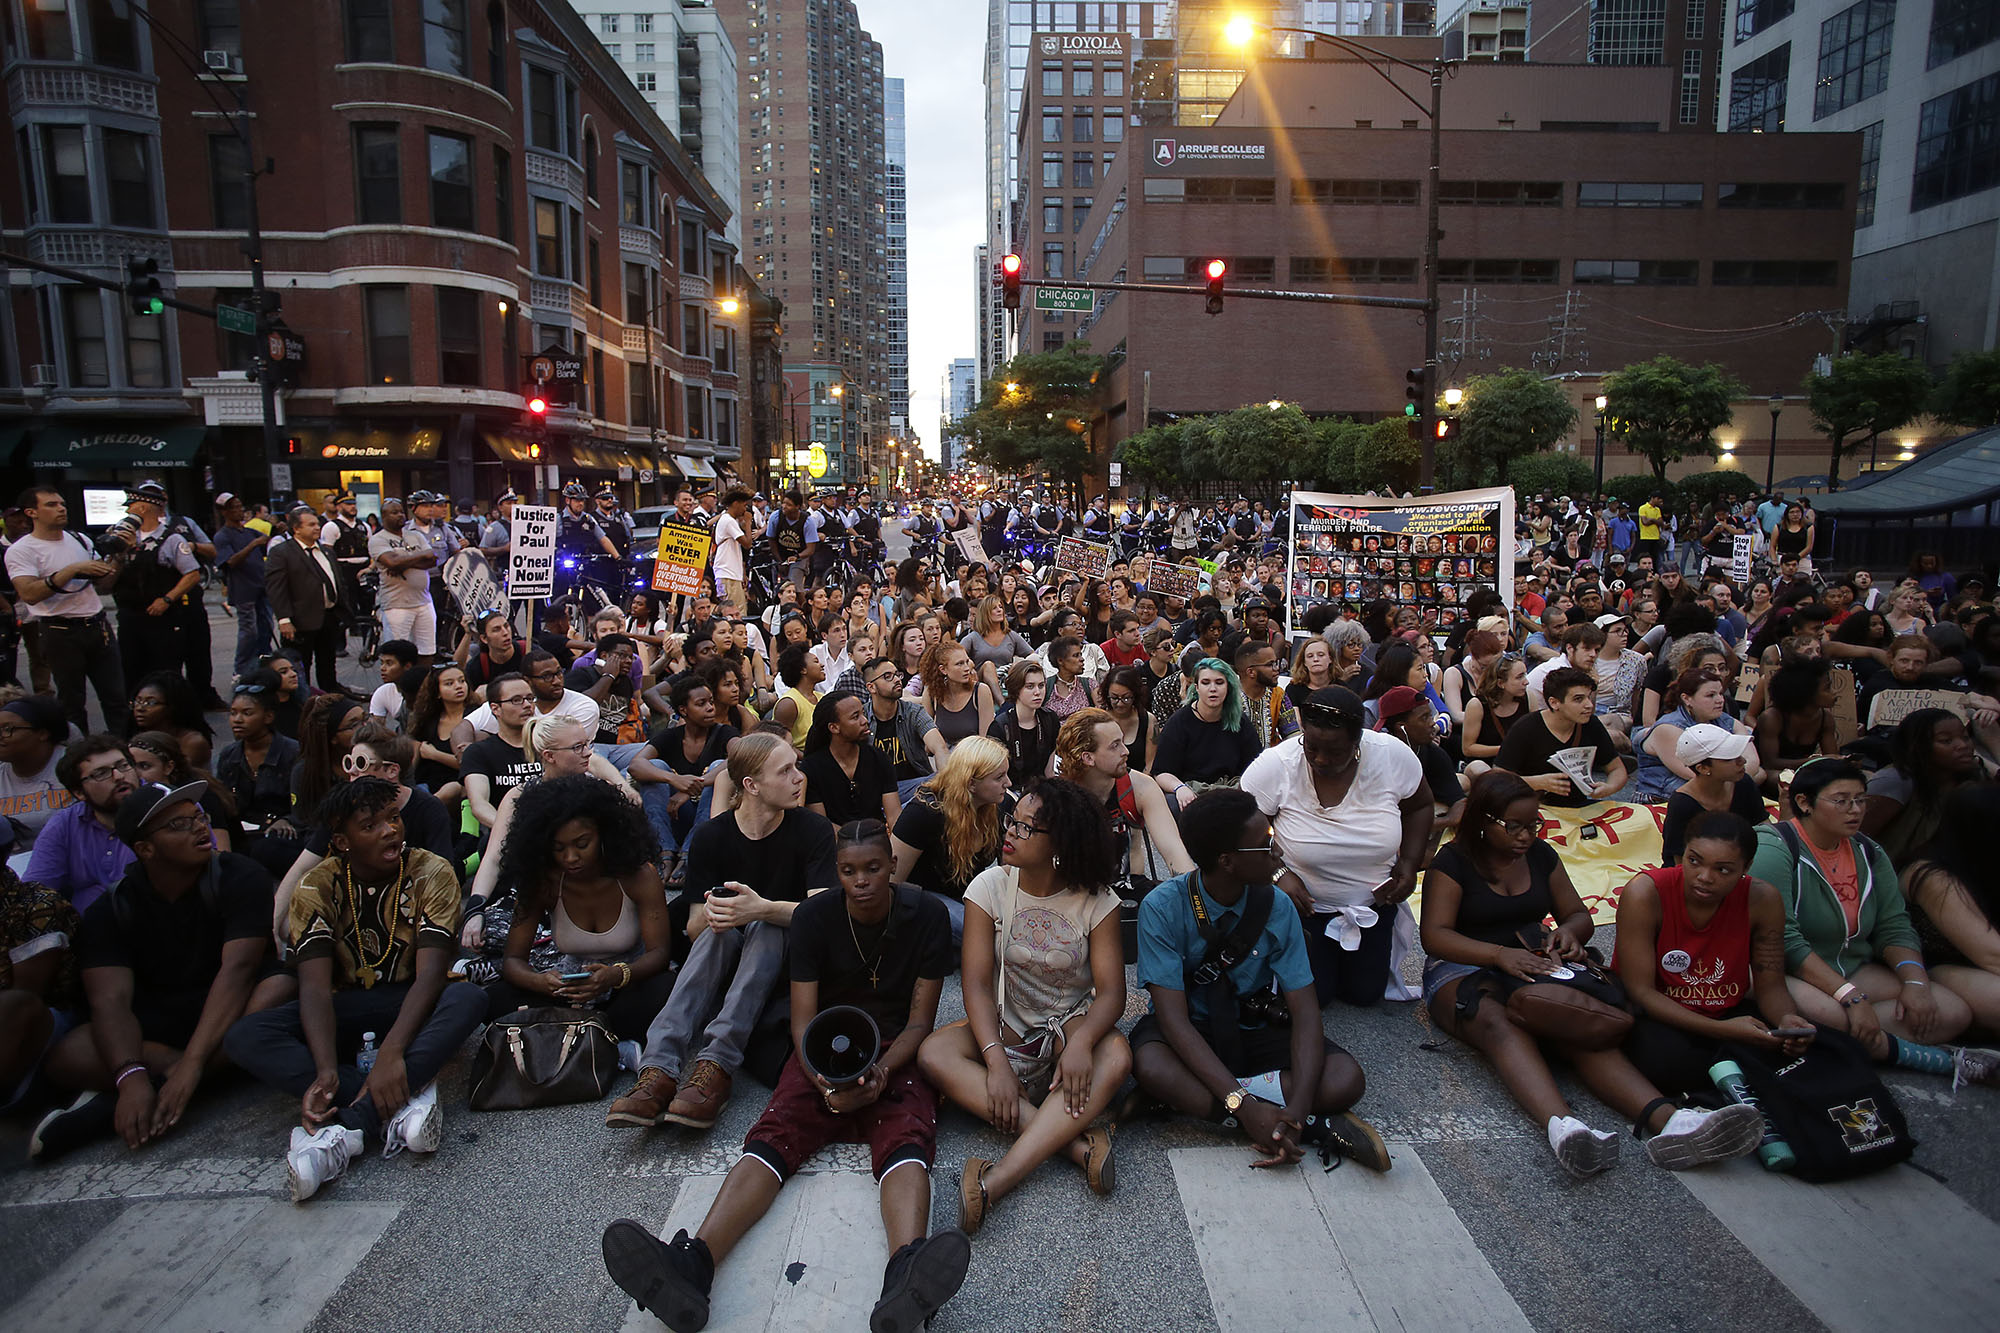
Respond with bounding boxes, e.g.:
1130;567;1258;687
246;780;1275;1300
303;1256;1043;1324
1130;1013;1347;1079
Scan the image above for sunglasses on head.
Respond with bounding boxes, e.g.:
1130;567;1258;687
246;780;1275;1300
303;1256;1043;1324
1302;700;1359;729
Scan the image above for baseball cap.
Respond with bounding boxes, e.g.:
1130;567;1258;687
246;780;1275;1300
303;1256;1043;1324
1594;613;1631;630
1676;724;1752;768
1373;685;1421;728
214;492;238;508
115;781;210;846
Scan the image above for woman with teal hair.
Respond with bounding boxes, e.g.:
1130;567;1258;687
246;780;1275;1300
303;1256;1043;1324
1152;656;1263;801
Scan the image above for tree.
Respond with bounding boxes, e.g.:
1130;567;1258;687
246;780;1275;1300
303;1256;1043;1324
1506;452;1595;499
1312;418;1365;492
1114;420;1192;499
1803;352;1933;489
1456;369;1578;485
1353;418;1420;494
1601;356;1746;483
1207;403;1315;502
956;343;1106;501
1929;348;2000;429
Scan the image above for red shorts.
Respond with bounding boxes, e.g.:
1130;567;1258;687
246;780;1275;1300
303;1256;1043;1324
743;1054;938;1182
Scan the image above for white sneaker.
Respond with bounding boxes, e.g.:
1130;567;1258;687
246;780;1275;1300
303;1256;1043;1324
1548;1115;1619;1178
382;1082;441;1158
287;1125;363;1202
1645;1104;1764;1170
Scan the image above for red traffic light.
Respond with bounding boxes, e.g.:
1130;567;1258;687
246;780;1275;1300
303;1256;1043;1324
527;393;549;415
1000;253;1024;311
1205;259;1227;281
1001;253;1022;276
1204;259;1226;315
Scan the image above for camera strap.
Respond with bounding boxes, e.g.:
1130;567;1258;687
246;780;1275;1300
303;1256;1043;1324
1183;873;1275;1071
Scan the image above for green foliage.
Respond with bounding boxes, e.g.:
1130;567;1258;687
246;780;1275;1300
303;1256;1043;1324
1311;419;1366;491
1602;356;1747;482
1456;369;1579;484
1803;352;1933;490
1208;404;1316;493
956;343;1106;497
1601;473;1666;511
1927;348;2000;429
1354;418;1420;494
1114;421;1192;497
1506;452;1596;499
1676;470;1763;509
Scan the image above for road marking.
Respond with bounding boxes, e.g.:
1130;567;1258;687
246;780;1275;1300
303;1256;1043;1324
1676;1160;2000;1332
620;1168;888;1333
0;1197;398;1333
1171;1143;1533;1332
0;1157;283;1207
609;1142;873;1180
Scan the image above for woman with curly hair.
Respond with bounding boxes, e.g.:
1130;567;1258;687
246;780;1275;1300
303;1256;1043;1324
1153;657;1261;800
920;778;1128;1233
293;694;364;823
128;669;213;770
482;774;673;1039
1753;657;1841;776
918;638;997;749
892;735;1009;941
128;730;237;852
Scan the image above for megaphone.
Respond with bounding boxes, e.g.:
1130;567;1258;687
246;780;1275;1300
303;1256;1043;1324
800;1005;881;1087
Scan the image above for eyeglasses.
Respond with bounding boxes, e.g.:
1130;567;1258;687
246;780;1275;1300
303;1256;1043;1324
154;809;211;835
1817;794;1871;811
496;693;535;708
340;753;389;774
233;682;272;696
1234;841;1276;855
82;758;136;785
1104;692;1134;705
1490;817;1541;837
1003;817;1049;838
542;739;593;758
1302;700;1359;729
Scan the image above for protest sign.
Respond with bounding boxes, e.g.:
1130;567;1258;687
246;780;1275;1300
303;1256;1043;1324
651;520;714;597
1148;561;1204;601
951;528;985;569
1865;687;1968;731
443;549;503;625
1285;486;1515;638
1056;537;1111;579
1730;533;1755;584
507;505;557;600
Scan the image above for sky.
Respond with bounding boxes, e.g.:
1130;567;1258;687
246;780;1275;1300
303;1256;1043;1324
861;0;987;460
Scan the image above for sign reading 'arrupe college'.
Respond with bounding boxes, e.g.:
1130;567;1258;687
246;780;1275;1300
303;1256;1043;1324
1145;135;1272;175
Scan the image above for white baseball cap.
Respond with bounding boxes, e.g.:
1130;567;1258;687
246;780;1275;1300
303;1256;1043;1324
1676;723;1752;767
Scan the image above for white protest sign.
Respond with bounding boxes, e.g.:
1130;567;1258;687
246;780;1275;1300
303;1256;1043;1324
951;527;985;568
508;504;558;600
1730;533;1754;584
442;549;502;627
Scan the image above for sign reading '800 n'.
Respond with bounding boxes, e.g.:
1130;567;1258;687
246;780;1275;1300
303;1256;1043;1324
1033;287;1095;313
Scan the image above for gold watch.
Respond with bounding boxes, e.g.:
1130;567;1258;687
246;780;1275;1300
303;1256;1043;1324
1223;1088;1248;1114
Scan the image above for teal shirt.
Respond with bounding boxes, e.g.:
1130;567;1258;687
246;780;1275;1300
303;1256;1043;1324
1136;871;1313;1024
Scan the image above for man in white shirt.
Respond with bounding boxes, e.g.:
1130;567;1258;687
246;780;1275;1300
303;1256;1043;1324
461;648;597;735
4;486;124;731
367;498;438;666
710;489;752;613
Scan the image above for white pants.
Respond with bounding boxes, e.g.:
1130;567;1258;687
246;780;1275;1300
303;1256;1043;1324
381;603;437;654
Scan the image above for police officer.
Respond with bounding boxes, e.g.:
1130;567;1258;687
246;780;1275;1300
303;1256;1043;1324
1081;494;1113;542
1033;493;1068;541
906;497;942;560
810;490;848;580
849;494;883;572
594;488;634;557
762;489;817;589
979;492;1013;558
110;482;202;692
450;499;484;547
479;490;517;563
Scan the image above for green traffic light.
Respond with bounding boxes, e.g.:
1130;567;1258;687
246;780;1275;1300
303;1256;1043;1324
1404;403;1417;417
144;297;164;315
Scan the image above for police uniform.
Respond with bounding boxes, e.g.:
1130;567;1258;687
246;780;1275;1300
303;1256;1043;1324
113;516;200;690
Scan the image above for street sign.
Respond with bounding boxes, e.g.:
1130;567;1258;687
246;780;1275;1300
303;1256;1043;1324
269;463;293;493
1032;287;1096;313
217;304;257;335
1108;462;1123;488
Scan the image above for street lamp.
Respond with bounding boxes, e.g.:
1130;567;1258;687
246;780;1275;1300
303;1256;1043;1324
1765;393;1783;492
1229;14;1449;491
1592;394;1609;498
1443;387;1464;409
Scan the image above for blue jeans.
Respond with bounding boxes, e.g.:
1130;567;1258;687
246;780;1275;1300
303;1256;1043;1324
641;780;696;853
594;740;648;771
232;594;275;678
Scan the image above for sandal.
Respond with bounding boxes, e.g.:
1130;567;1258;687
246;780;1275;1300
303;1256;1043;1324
958;1157;991;1235
1082;1127;1115;1196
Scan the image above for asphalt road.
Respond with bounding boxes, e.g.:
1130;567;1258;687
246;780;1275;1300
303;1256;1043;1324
1;534;1996;1333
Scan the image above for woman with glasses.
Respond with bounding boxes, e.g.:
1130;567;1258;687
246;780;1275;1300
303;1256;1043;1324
1420;772;1764;1177
214;672;304;879
128;731;237;853
988;659;1060;791
1749;757;1997;1084
1098;664;1157;776
1153;658;1261;802
920;779;1127;1234
127;670;214;772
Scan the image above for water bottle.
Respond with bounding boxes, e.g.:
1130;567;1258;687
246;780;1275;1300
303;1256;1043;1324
1709;1059;1796;1172
356;1032;379;1075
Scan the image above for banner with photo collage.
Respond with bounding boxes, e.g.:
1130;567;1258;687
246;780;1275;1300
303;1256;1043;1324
1285;486;1516;640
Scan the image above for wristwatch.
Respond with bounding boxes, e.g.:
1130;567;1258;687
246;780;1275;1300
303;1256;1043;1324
1223;1088;1248;1114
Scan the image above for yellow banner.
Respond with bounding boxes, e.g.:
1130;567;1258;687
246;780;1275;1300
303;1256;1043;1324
651;520;714;597
1411;802;1669;927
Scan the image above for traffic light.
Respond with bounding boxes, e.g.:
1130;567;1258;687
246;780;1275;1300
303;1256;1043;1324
1000;253;1023;311
1434;417;1459;442
1204;259;1226;316
124;255;163;316
1404;368;1425;417
525;388;549;417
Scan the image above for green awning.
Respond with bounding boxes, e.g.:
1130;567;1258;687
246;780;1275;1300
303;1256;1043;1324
0;426;27;463
482;432;542;464
1810;427;2000;518
30;423;205;469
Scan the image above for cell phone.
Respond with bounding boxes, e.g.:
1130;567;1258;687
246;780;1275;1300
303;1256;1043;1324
560;972;592;982
1768;1026;1816;1038
707;884;737;899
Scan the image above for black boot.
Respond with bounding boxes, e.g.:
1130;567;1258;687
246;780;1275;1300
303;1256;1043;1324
870;1229;971;1333
602;1222;714;1333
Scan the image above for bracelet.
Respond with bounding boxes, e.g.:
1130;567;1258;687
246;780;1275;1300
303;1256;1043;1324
1894;960;1927;973
114;1063;149;1089
980;1040;1002;1054
465;904;486;917
1902;979;1929;987
615;962;632;989
1833;982;1858;1003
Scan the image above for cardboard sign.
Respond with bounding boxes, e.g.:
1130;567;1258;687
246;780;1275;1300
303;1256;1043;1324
1056;537;1111;579
443;549;503;626
1730;533;1755;585
951;527;985;569
1148;561;1204;601
1828;663;1859;746
1865;687;1968;731
507;504;557;600
651;519;714;597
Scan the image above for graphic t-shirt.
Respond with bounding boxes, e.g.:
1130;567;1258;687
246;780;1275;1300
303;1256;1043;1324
964;865;1119;1036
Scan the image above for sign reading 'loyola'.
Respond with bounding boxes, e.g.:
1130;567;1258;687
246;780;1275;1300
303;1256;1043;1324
1038;32;1126;56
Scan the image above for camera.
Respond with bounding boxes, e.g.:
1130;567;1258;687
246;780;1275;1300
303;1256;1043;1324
93;515;142;558
1236;986;1291;1028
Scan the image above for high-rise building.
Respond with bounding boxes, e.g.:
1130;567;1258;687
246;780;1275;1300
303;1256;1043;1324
1722;0;1999;367
942;356;977;469
885;76;910;439
975;242;1006;385
719;0;888;485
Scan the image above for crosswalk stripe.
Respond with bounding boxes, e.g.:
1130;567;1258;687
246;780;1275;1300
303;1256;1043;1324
1171;1143;1534;1333
0;1157;283;1208
621;1167;888;1333
1675;1159;2000;1332
0;1197;399;1333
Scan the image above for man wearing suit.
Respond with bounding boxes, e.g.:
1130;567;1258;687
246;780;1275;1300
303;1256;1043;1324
266;508;350;696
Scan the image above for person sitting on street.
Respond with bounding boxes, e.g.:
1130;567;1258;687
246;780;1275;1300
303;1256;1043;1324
1054;709;1194;883
127;730;238;853
482;774;675;1047
606;733;837;1133
920;779;1128;1234
215;672;305;878
24;735;140;915
1658;724;1768;867
1419;771;1765;1177
222;778;485;1202
1125;788;1390;1172
891;736;1010;943
802;689;902;829
33;782;293;1161
1899;784;2000;1036
600;819;968;1333
1494;666;1629;806
1152;657;1263;803
630;675;739;872
0;694;77;849
0;822;82;1121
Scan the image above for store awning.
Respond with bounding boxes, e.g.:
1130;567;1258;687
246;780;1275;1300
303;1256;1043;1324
676;454;717;479
29;423;205;469
653;454;683;480
482;432;542;464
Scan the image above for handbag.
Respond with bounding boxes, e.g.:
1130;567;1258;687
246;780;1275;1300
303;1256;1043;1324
468;1006;619;1111
1495;931;1634;1051
1719;1026;1915;1182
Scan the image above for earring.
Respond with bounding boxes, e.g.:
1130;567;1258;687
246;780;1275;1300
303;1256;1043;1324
1053;853;1062;868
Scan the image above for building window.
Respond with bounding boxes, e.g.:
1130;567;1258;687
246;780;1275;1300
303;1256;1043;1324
198;0;243;59
1038;152;1060;188
1815;0;1895;119
41;127;88;222
493;145;512;243
124;306;166;387
529;66;562;152
1072;64;1094;96
1043;242;1066;279
1073;197;1092;233
1289;257;1420;284
23;0;75;60
1856;120;1882;226
1728;43;1791;132
354;125;400;224
636;71;656;92
621;160;646;226
1043;331;1067;352
1930;0;1998;68
364;286;411;383
638;41;658;62
1438;258;1560;284
582;128;598;200
1440;179;1565;205
590;348;606;416
103;130;155;229
63;289;108;387
1592;0;1668;64
534;197;561;275
1072;152;1094;187
87;0;140;69
487;1;506;91
1577;181;1702;206
1103;110;1124;142
1292;178;1421;204
422;0;466;76
630;366;652;427
1913;71;2000;210
428;131;474;230
1680;48;1704;123
1735;0;1795;44
1072;111;1094;142
680;218;701;272
1685;0;1707;40
1043;109;1063;142
436;287;480;386
1574;258;1700;284
1042;60;1062;96
633;13;651;32
685;386;705;438
1712;259;1838;284
605;42;619;60
568;205;581;285
1716;181;1845;206
682;306;703;357
625;262;649;326
209;134;249;228
344;0;393;63
1104;66;1125;97
600;13;618;33
1043;200;1063;233
587;237;601;306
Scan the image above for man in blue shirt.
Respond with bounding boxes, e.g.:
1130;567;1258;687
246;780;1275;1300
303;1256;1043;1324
1604;503;1636;556
25;735;140;916
1127;788;1390;1171
1755;489;1787;552
212;494;273;681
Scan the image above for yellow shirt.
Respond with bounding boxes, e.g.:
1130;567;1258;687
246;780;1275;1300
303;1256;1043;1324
781;685;817;749
245;517;273;537
1637;502;1662;541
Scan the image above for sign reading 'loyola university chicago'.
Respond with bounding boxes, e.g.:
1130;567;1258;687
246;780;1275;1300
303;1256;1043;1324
1147;137;1272;174
1038;32;1126;56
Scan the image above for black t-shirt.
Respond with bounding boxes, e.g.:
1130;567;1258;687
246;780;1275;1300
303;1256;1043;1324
871;704;926;782
683;807;838;903
891;792;1000;900
789;883;951;1037
1153;705;1263;785
801;744;898;827
987;707;1059;790
1432;839;1561;949
460;736;541;802
464;640;528;692
565;663;638;745
1659;777;1769;866
76;852;274;1008
648;723;738;777
532;629;576;671
1493;710;1619;808
1412;741;1466;810
303;786;457;864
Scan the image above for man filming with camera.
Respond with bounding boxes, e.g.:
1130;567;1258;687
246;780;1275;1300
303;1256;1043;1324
104;483;203;696
5;486;126;733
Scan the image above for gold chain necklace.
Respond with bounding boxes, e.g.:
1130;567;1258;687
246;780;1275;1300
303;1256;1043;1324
343;851;407;989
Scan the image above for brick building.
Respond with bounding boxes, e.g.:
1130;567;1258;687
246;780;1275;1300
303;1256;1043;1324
0;0;743;519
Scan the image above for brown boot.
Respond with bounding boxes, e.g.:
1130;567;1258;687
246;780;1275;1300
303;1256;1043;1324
661;1060;732;1129
606;1067;676;1128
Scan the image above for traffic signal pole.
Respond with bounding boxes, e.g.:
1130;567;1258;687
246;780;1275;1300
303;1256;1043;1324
1010;274;1431;312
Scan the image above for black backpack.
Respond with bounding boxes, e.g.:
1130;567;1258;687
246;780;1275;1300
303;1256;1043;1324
1721;1026;1915;1182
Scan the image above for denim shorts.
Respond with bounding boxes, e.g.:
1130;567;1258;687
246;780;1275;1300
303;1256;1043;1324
1420;959;1483;1005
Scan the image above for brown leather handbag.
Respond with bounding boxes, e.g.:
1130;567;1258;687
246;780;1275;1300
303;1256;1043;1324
1501;950;1634;1051
468;1006;619;1110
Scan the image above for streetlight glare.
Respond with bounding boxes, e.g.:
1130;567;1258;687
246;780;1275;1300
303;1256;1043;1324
1004;381;1020;393
1594;395;1609;412
1223;15;1258;47
1443;387;1464;408
718;297;741;315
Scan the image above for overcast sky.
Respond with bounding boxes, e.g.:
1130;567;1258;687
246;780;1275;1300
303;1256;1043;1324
866;0;985;459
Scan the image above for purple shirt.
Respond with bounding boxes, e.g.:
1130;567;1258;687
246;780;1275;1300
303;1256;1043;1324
23;801;134;917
